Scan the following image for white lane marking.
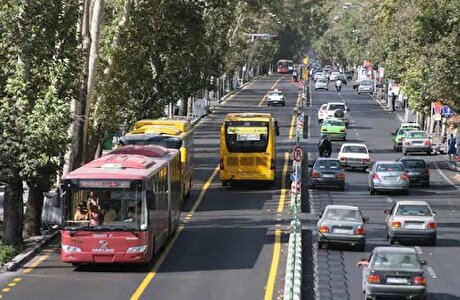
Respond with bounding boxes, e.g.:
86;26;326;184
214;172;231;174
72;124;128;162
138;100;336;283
426;266;438;279
434;162;460;192
386;197;393;203
414;246;423;254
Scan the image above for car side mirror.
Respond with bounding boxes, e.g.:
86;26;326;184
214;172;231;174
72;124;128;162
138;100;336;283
357;259;368;268
421;260;427;265
347;108;350;112
362;216;369;223
391;133;395;136
432;211;436;215
316;214;321;219
365;168;371;173
384;209;390;214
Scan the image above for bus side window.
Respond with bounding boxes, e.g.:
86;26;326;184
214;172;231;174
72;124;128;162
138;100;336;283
146;190;155;210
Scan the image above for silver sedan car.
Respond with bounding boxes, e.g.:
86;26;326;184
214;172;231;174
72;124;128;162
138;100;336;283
402;131;432;155
359;246;427;300
368;161;410;195
317;205;368;251
314;79;329;91
385;200;437;246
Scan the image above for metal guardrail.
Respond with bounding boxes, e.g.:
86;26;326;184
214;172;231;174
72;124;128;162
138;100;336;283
283;86;307;300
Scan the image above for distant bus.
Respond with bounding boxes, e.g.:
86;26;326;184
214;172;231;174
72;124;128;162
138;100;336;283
219;113;279;186
121;118;194;201
276;59;294;74
60;145;181;265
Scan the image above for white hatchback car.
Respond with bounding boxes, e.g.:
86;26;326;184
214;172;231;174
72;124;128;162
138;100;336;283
318;102;350;127
314;72;325;81
315;79;329;91
338;143;371;171
329;72;340;81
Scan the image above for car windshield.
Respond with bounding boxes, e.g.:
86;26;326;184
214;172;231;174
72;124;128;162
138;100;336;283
342;146;367;153
324;208;361;222
315;160;341;170
395;205;432;216
376;163;403;172
371;252;421;270
361;81;372;85
401;160;426;169
328;104;345;110
317;79;327;83
408;132;427;139
269;91;283;96
324;120;344;127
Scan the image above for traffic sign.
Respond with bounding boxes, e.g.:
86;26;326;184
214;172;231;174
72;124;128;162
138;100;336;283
292;146;303;162
433;102;444;114
443;106;454;117
290;172;299;182
291;180;301;195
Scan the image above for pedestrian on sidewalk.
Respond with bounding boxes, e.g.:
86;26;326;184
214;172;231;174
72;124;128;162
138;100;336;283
391;92;397;111
448;134;457;160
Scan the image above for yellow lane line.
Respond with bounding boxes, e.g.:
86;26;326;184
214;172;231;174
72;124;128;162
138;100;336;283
130;165;220;300
22;248;55;274
288;114;296;139
258;76;285;107
265;151;290;299
264;229;281;300
295;91;301;107
277;152;290;213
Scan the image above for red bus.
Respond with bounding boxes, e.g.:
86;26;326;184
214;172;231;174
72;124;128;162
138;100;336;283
61;145;181;265
276;59;294;74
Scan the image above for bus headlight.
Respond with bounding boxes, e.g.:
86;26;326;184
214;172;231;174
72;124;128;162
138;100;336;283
126;245;148;253
62;245;82;253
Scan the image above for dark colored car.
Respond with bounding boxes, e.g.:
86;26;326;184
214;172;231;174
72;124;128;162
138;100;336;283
359;246;427;300
310;158;345;191
398;158;430;186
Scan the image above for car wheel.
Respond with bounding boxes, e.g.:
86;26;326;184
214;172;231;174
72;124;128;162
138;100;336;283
315;88;318;91
369;187;375;195
426;151;431;156
429;237;437;246
364;292;373;300
358;92;361;95
403;151;407;156
362;167;367;172
339;184;345;191
282;103;285;106
424;181;430;187
267;103;270;106
357;243;366;252
389;236;396;245
342;137;346;141
402;189;409;196
318;241;326;249
326;88;329;91
222;180;229;187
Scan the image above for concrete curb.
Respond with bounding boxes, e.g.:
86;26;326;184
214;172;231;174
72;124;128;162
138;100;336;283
2;230;59;272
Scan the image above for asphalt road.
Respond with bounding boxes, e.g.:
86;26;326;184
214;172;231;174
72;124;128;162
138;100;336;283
0;75;299;300
303;81;460;300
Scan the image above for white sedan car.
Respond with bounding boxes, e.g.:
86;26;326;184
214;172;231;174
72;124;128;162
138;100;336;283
329;71;340;81
338;143;371;171
314;72;325;81
317;104;328;123
266;89;285;106
315;79;329;91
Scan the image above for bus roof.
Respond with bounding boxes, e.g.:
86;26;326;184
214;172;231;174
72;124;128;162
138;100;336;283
131;124;182;136
111;145;179;159
133;119;191;133
224;113;273;122
64;146;179;180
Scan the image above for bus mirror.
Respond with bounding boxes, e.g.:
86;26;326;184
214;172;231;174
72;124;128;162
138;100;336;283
180;146;187;164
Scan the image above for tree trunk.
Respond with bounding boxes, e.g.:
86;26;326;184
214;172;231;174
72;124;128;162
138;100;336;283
180;98;187;116
23;183;45;238
2;174;24;248
63;0;91;176
82;0;104;163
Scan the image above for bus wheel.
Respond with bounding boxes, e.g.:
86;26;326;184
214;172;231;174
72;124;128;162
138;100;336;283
222;180;229;187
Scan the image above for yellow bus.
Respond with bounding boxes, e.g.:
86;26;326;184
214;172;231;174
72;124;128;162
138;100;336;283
121;118;194;200
220;113;279;186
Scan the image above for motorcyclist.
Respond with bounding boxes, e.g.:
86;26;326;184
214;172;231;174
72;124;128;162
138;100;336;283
318;134;332;157
335;79;342;91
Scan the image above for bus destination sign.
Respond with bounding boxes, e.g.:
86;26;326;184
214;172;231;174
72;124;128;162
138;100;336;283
78;180;132;189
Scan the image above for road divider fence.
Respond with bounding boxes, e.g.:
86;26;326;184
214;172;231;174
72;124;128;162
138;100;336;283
284;86;307;300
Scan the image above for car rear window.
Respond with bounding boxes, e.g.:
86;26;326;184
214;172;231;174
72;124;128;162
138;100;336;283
269;92;283;96
329;104;345;110
315;160;341;170
372;253;421;270
401;160;426;169
324;208;360;222
324;120;344;127
395;205;432;216
376;163;403;172
342;146;367;153
317;79;327;83
408;132;427;139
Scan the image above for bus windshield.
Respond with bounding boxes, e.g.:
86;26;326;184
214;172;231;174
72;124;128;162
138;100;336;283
66;182;146;231
225;121;269;153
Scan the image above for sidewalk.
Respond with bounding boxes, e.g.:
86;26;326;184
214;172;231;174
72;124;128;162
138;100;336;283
371;92;459;172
